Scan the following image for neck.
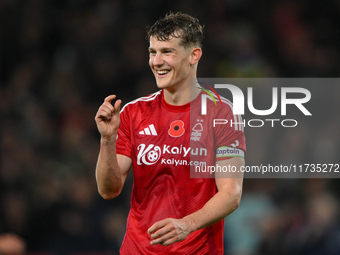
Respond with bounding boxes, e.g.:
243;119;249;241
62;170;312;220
163;79;201;106
163;85;189;105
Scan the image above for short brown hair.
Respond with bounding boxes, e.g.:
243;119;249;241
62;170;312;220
146;12;204;48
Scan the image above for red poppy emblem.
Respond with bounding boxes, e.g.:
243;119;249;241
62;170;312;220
168;120;185;137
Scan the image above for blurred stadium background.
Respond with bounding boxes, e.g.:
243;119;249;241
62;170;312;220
0;0;339;254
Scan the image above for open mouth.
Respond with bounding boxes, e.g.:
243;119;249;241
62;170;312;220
156;70;171;77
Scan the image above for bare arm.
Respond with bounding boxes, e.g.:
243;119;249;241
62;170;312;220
95;95;132;200
148;157;244;245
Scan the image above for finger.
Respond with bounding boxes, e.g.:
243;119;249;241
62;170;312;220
97;97;120;120
150;230;177;245
101;100;115;115
161;235;181;246
96;107;113;120
150;223;173;239
101;104;115;116
104;95;116;103
114;99;122;114
148;219;171;234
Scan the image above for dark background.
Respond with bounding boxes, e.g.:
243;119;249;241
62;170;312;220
0;0;339;253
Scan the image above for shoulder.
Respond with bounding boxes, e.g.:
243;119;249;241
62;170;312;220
201;90;234;114
120;90;162;114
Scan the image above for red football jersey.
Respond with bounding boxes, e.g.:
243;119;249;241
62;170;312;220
116;90;246;254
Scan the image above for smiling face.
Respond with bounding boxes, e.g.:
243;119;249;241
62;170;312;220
149;36;195;91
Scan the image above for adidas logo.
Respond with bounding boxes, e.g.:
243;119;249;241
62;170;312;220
139;124;157;136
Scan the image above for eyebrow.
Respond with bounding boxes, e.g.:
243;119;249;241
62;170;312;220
148;47;177;52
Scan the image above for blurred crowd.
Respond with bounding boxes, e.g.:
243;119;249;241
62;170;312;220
0;0;339;254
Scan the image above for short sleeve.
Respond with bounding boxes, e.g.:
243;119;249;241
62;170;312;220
116;106;133;158
214;104;246;161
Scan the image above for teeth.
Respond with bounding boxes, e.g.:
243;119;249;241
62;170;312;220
157;70;169;75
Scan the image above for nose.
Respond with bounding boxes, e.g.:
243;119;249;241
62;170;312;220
152;53;164;66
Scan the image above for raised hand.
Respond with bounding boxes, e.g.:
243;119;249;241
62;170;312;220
95;95;122;140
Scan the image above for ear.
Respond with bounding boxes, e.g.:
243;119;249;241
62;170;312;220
189;47;202;65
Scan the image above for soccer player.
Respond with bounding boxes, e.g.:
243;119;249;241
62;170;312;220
95;12;246;254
